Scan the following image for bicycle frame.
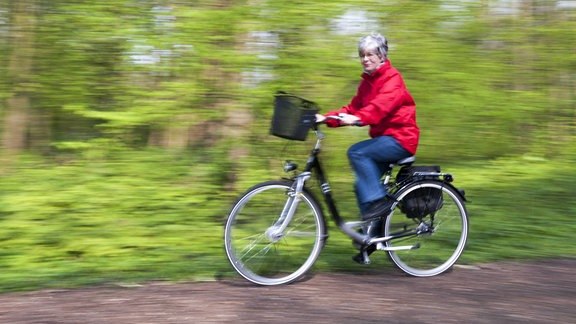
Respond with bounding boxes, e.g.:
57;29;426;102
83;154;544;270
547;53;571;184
286;127;421;250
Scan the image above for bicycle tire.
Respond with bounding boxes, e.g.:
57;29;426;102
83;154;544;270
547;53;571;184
224;180;326;285
384;180;468;277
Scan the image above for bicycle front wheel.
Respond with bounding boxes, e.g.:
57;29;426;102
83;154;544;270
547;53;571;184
224;180;326;285
384;181;468;277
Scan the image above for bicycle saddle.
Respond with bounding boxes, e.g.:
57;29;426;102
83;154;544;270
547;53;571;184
396;156;415;166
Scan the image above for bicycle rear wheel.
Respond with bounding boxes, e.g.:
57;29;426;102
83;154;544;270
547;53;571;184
224;180;326;285
384;181;468;277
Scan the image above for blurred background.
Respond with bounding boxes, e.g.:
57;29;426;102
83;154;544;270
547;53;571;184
0;0;574;292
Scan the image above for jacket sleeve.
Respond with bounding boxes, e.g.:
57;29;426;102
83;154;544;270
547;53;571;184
355;72;407;126
323;87;363;127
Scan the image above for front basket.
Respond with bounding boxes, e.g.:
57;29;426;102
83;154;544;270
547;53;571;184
270;93;319;141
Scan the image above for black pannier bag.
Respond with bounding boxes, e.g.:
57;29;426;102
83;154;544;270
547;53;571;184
396;166;444;218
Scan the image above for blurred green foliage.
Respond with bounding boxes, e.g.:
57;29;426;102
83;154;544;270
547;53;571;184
0;0;574;291
0;149;574;292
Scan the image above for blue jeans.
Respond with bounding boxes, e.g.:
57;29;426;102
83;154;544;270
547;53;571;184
347;136;412;213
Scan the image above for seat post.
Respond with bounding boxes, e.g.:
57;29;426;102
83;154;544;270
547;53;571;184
381;156;415;186
382;168;394;186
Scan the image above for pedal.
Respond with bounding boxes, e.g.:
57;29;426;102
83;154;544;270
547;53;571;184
352;250;371;265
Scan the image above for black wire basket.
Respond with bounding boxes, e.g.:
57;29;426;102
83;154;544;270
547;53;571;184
270;92;319;141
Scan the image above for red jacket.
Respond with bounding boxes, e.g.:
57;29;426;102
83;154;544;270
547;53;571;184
325;60;419;154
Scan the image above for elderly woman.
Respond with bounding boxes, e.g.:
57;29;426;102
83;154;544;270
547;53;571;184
316;33;419;227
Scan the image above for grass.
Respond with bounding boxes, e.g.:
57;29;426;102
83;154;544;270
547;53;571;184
0;151;574;292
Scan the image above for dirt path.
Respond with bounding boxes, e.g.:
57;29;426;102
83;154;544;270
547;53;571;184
0;259;573;323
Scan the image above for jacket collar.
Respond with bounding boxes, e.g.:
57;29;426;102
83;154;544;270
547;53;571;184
362;59;390;80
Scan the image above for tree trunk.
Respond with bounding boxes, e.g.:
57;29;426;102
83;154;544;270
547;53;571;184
2;0;37;157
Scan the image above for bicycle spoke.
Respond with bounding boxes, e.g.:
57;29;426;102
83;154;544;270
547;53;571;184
236;234;273;263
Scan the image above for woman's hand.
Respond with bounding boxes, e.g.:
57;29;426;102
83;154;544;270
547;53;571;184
316;113;361;125
337;113;361;126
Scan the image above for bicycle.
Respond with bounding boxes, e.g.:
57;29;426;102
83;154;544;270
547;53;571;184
224;92;469;286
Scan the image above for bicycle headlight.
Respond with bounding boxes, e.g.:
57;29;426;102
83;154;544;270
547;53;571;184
284;160;298;172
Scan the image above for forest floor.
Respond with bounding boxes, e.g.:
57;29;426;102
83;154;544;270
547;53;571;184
0;259;574;323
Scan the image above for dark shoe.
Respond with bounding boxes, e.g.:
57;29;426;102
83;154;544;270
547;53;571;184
362;198;393;220
353;244;377;264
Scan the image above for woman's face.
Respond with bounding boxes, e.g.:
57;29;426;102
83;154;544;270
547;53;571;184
359;50;383;74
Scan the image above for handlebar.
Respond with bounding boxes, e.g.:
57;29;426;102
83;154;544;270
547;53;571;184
319;115;364;127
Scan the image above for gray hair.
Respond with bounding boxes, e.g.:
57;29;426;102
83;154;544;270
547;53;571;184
358;33;388;59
